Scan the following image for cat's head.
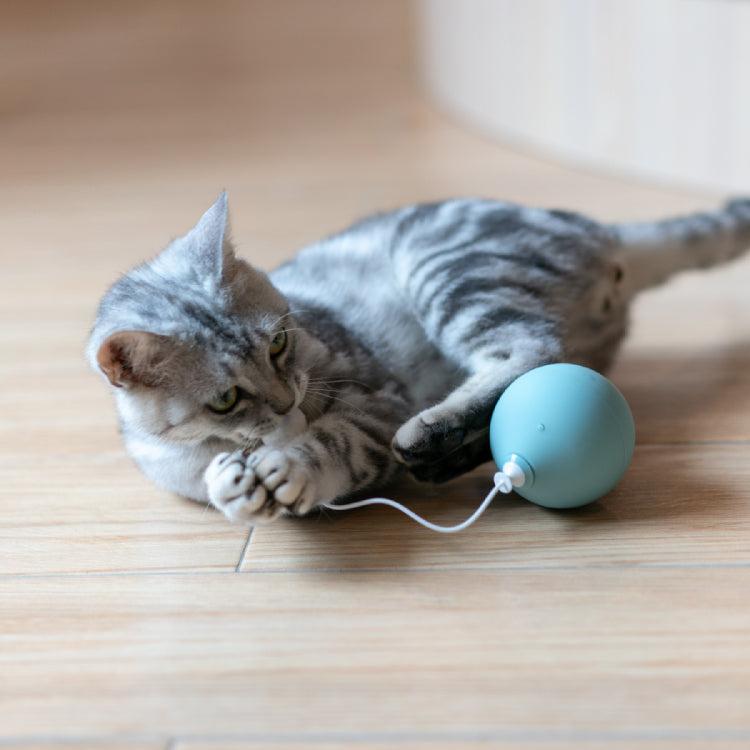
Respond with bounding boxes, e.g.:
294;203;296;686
87;193;310;447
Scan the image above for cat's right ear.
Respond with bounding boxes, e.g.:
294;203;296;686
96;331;172;388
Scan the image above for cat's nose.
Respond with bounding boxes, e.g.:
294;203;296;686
275;400;295;416
267;391;296;415
265;381;296;415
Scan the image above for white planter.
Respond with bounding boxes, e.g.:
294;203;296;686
416;0;750;193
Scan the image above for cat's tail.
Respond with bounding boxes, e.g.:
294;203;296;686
610;198;750;298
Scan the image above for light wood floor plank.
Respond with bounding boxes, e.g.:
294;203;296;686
0;456;249;575
0;744;165;750
176;743;750;750
2;569;750;740
0;370;123;457
612;347;750;444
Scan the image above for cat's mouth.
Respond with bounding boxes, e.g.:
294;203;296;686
231;406;307;451
262;407;308;447
233;380;308;448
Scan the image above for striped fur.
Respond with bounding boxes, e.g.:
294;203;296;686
87;194;750;522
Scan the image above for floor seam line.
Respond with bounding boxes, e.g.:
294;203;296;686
235;527;255;572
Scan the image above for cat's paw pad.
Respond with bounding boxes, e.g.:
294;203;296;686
205;451;255;497
251;448;317;515
392;411;494;483
204;450;280;523
392;409;466;466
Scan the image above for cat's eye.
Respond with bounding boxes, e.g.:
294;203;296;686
269;330;287;357
207;387;239;414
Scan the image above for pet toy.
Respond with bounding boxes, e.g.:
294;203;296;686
323;364;635;531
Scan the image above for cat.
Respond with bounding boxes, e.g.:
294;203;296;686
87;193;750;523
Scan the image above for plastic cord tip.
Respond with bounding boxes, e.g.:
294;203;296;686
493;472;514;494
501;460;527;488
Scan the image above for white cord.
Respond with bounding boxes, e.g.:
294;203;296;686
321;471;514;533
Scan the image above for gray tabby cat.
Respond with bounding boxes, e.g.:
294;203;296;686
87;194;750;523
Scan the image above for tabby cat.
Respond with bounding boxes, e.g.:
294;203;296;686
87;194;750;522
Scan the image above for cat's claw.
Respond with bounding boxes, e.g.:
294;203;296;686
204;448;316;523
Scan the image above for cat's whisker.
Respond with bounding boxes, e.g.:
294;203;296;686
307;377;370;386
305;380;371;397
303;388;367;415
241;436;261;456
269;309;308;328
302;389;338;407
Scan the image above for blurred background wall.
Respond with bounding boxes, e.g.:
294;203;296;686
417;0;750;193
5;0;742;263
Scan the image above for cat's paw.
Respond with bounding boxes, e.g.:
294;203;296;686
392;408;466;466
392;407;492;483
248;446;318;515
205;450;280;523
204;448;317;523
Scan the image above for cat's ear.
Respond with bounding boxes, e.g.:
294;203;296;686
96;331;174;388
186;191;232;280
159;192;235;289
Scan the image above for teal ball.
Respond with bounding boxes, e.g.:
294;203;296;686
489;364;635;509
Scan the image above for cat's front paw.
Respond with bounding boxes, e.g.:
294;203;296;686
204;448;317;524
392;408;466;466
205;450;279;523
392;408;491;483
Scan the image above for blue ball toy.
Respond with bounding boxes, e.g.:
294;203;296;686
489;363;635;509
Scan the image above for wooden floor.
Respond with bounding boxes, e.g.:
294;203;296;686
2;1;750;747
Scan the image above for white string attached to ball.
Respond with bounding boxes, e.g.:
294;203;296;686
321;464;525;533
